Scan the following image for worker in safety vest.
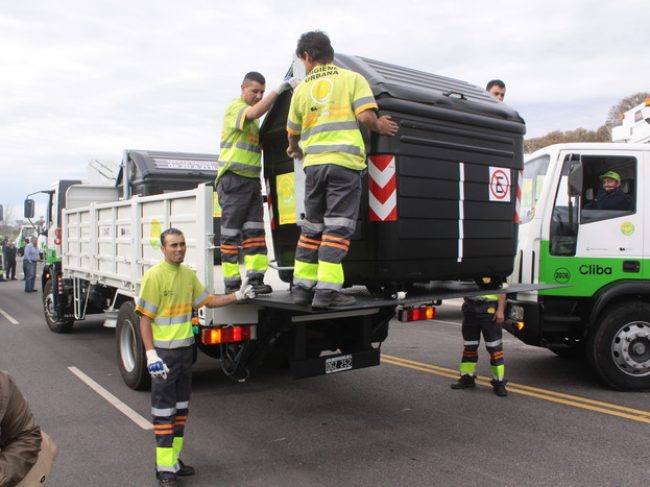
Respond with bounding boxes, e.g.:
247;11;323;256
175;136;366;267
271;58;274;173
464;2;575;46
287;30;399;308
216;71;298;295
136;227;255;487
451;291;508;396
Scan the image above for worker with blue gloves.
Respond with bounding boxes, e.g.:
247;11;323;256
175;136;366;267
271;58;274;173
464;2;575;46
136;227;254;487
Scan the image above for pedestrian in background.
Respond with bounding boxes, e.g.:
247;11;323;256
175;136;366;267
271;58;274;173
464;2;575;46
136;228;255;487
4;241;17;281
23;237;39;293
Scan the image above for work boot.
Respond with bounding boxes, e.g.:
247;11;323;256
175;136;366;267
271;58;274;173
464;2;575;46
248;276;272;294
491;379;508;397
156;472;178;487
450;374;476;389
291;285;314;305
177;459;195;477
311;291;356;309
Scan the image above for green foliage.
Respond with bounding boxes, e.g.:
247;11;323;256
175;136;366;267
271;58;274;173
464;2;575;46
524;125;610;154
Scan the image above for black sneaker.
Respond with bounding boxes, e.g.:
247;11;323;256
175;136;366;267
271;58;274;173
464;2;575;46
248;277;272;294
177;459;195;477
451;375;476;389
491;379;508;397
156;472;178;487
291;286;314;305
312;292;356;309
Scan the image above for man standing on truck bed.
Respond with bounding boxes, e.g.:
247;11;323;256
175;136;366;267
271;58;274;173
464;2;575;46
136;227;255;487
216;71;298;295
286;30;399;308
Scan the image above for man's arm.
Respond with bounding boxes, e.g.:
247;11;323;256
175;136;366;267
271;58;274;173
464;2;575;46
204;293;239;308
139;314;155;351
287;134;303;160
493;294;506;326
245;78;297;120
357;109;399;136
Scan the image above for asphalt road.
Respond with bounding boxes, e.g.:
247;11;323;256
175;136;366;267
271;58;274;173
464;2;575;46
1;272;649;487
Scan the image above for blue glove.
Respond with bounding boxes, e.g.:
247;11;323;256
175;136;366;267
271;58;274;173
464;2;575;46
146;350;170;380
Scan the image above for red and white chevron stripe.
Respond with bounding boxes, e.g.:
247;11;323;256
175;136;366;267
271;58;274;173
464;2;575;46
368;155;397;222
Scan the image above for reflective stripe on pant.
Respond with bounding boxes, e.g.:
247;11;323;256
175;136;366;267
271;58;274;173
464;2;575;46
459;301;505;380
151;346;193;474
216;172;268;288
293;164;360;293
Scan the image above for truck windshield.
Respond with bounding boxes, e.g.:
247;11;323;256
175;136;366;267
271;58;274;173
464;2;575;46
520;154;550;224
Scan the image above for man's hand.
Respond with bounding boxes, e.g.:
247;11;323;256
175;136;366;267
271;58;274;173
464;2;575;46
286;145;304;160
493;310;505;326
274;77;300;94
376;115;399;136
235;284;256;301
146;350;170;380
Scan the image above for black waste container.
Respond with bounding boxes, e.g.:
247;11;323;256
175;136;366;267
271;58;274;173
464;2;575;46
116;150;218;197
261;54;526;290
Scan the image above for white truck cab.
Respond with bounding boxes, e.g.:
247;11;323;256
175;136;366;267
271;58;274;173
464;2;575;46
507;143;650;390
611;98;650;144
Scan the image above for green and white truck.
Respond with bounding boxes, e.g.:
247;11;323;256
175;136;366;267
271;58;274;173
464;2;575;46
505;142;650;390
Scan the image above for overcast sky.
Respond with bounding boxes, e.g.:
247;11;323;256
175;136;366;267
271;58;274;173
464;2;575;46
1;0;648;220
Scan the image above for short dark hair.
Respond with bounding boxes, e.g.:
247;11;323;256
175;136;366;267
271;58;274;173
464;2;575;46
243;71;266;85
160;227;184;246
486;79;506;90
295;30;334;63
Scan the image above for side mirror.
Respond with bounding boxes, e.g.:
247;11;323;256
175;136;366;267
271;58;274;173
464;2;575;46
24;199;35;219
568;163;582;197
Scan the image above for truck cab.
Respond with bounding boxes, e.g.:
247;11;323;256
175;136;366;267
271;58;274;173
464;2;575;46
507;143;650;390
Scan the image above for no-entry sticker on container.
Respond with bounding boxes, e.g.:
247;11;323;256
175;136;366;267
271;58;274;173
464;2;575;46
489;167;511;202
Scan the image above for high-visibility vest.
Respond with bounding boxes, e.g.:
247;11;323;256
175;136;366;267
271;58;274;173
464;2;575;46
287;64;378;171
135;261;210;349
216;97;261;182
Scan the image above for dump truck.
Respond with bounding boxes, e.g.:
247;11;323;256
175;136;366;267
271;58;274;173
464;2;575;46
505;142;650;390
27;54;531;390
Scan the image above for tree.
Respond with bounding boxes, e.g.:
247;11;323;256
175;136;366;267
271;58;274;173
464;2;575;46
607;92;650;122
524;125;610;154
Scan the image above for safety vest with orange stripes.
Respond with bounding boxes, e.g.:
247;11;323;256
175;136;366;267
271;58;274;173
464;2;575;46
135;260;210;349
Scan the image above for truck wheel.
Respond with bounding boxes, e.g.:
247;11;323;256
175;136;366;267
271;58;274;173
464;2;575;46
42;279;74;333
587;302;650;391
116;301;150;391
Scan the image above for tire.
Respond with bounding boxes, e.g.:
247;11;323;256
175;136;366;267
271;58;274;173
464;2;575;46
116;301;150;390
587;301;650;391
42;279;74;333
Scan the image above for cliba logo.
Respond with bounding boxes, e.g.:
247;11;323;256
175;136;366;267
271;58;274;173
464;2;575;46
579;264;612;275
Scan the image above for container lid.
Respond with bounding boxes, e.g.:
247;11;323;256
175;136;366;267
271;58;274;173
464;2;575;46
115;150;219;186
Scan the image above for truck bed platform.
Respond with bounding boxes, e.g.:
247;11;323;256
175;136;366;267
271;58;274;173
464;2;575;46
251;283;556;313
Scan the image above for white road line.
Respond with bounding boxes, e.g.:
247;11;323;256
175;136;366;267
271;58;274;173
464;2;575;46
68;366;152;430
0;307;19;325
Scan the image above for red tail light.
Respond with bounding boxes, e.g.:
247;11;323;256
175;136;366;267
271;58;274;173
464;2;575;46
201;326;253;344
398;305;436;322
54;228;62;245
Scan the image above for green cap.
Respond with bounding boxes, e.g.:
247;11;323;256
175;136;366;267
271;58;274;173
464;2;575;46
600;170;620;182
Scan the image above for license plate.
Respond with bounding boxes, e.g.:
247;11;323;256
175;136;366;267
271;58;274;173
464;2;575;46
325;354;353;374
